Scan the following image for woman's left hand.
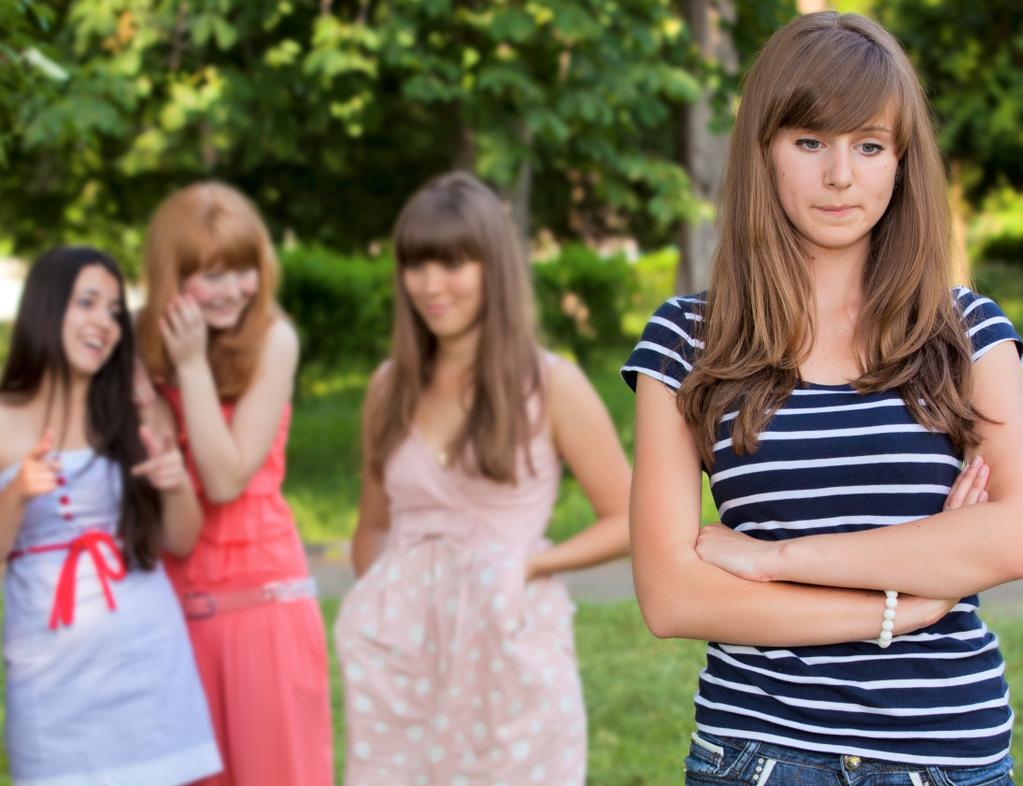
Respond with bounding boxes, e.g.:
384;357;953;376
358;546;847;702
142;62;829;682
695;524;779;582
131;425;188;492
160;294;207;369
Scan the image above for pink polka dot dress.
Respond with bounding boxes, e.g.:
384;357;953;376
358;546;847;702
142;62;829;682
334;406;587;785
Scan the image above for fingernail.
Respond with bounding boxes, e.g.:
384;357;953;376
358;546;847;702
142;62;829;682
970;455;982;468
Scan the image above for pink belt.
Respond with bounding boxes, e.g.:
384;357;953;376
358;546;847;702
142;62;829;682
8;530;126;630
180;577;317;620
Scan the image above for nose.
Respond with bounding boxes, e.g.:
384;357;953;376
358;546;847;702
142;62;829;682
826;146;853;190
223;271;242;299
422;263;445;294
94;307;117;331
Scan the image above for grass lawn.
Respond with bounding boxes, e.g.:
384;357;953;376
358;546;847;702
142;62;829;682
1;599;1023;784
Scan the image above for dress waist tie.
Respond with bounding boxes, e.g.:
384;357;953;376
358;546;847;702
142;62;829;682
8;530;127;630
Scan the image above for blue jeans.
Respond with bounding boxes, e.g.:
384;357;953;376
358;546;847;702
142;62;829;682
684;731;1014;786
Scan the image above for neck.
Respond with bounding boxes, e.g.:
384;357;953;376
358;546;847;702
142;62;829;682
38;372;90;432
804;237;868;317
434;325;480;377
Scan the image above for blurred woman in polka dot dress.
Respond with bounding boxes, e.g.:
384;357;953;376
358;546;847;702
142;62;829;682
335;172;631;785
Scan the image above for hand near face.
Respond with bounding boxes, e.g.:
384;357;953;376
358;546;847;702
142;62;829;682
160;294;208;370
11;431;61;504
130;425;188;492
696;458;992;581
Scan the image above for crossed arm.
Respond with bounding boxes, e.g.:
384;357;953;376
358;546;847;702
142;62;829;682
629;342;1023;646
693;342;1023;600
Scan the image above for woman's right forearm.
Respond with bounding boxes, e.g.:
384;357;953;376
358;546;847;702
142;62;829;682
635;547;948;647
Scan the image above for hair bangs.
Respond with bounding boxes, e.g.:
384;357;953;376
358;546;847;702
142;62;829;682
175;203;265;278
770;27;908;151
394;197;485;268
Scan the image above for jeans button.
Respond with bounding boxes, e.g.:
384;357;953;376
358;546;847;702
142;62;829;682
843;755;862;770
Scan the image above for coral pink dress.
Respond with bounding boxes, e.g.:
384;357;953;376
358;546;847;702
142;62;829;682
334;396;587;785
162;387;333;786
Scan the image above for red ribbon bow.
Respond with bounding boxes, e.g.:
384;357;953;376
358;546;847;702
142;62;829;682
47;530;127;630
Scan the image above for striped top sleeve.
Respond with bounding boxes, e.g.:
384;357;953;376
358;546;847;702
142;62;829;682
621;293;706;392
955;286;1023;362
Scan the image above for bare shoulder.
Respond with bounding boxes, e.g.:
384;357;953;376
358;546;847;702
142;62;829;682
250;318;299;382
0;400;30;469
545;352;594;402
263;317;299;360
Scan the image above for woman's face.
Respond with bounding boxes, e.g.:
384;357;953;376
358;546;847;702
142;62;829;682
771;110;899;258
401;258;485;341
181;265;259;330
62;264;123;378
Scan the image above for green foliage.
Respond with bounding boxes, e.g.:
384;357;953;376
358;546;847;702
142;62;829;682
278;245;394;376
534;244;634;364
0;0;724;262
0;1;63;166
969;187;1023;268
880;1;1023;198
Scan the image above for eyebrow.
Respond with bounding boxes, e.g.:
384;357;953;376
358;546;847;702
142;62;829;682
77;287;123;304
859;125;894;135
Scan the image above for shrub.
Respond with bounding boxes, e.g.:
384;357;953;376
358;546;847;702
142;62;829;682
279;245;394;374
279;241;653;376
533;244;636;363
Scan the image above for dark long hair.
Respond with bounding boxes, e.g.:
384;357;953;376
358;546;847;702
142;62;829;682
0;247;163;569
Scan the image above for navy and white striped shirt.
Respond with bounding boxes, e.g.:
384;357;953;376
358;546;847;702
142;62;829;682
622;287;1023;765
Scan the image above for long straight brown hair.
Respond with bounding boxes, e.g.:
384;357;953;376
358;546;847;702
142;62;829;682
136;182;281;400
682;12;978;466
368;172;543;483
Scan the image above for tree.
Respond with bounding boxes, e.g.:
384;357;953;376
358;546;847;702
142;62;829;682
879;0;1023;200
0;1;65;166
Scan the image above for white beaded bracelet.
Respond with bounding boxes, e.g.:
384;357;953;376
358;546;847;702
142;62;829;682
877;590;898;648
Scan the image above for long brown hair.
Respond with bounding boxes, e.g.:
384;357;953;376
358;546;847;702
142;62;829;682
368;172;542;483
136;182;281;400
682;12;978;466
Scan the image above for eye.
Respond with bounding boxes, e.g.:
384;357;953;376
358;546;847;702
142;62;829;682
858;142;884;155
795;138;822;152
203;269;225;281
443;258;468;271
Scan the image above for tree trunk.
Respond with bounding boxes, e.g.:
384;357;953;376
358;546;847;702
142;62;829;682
675;0;736;294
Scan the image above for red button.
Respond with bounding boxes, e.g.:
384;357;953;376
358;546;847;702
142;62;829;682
63;513;73;521
59;496;69;506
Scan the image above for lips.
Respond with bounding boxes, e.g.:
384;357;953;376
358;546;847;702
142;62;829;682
421;303;448;317
816;205;857;216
